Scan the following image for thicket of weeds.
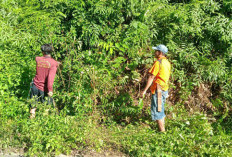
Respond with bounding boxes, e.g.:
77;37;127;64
0;99;231;156
0;0;232;156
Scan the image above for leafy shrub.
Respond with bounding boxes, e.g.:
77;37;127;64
0;0;231;156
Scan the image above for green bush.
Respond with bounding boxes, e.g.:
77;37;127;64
0;0;231;156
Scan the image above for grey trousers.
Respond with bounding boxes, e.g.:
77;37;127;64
30;82;53;108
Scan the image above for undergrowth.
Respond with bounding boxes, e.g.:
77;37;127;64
0;98;231;156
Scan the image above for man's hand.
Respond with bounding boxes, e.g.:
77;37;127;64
140;90;146;98
57;62;62;66
48;91;53;97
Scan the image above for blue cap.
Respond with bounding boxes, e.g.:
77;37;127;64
152;44;168;54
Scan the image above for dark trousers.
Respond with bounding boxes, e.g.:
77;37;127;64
30;82;53;108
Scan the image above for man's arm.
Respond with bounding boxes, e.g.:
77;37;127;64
141;74;155;97
140;61;160;97
47;65;58;96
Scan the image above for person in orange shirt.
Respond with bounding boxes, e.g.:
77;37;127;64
141;44;171;132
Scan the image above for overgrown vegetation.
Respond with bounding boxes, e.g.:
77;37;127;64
0;0;231;156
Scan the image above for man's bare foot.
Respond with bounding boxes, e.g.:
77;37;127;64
30;113;35;119
30;108;36;119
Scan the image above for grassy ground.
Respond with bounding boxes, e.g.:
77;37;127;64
0;97;231;157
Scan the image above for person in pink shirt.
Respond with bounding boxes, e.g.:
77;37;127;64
29;44;59;118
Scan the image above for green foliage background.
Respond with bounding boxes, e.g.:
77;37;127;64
0;0;231;156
